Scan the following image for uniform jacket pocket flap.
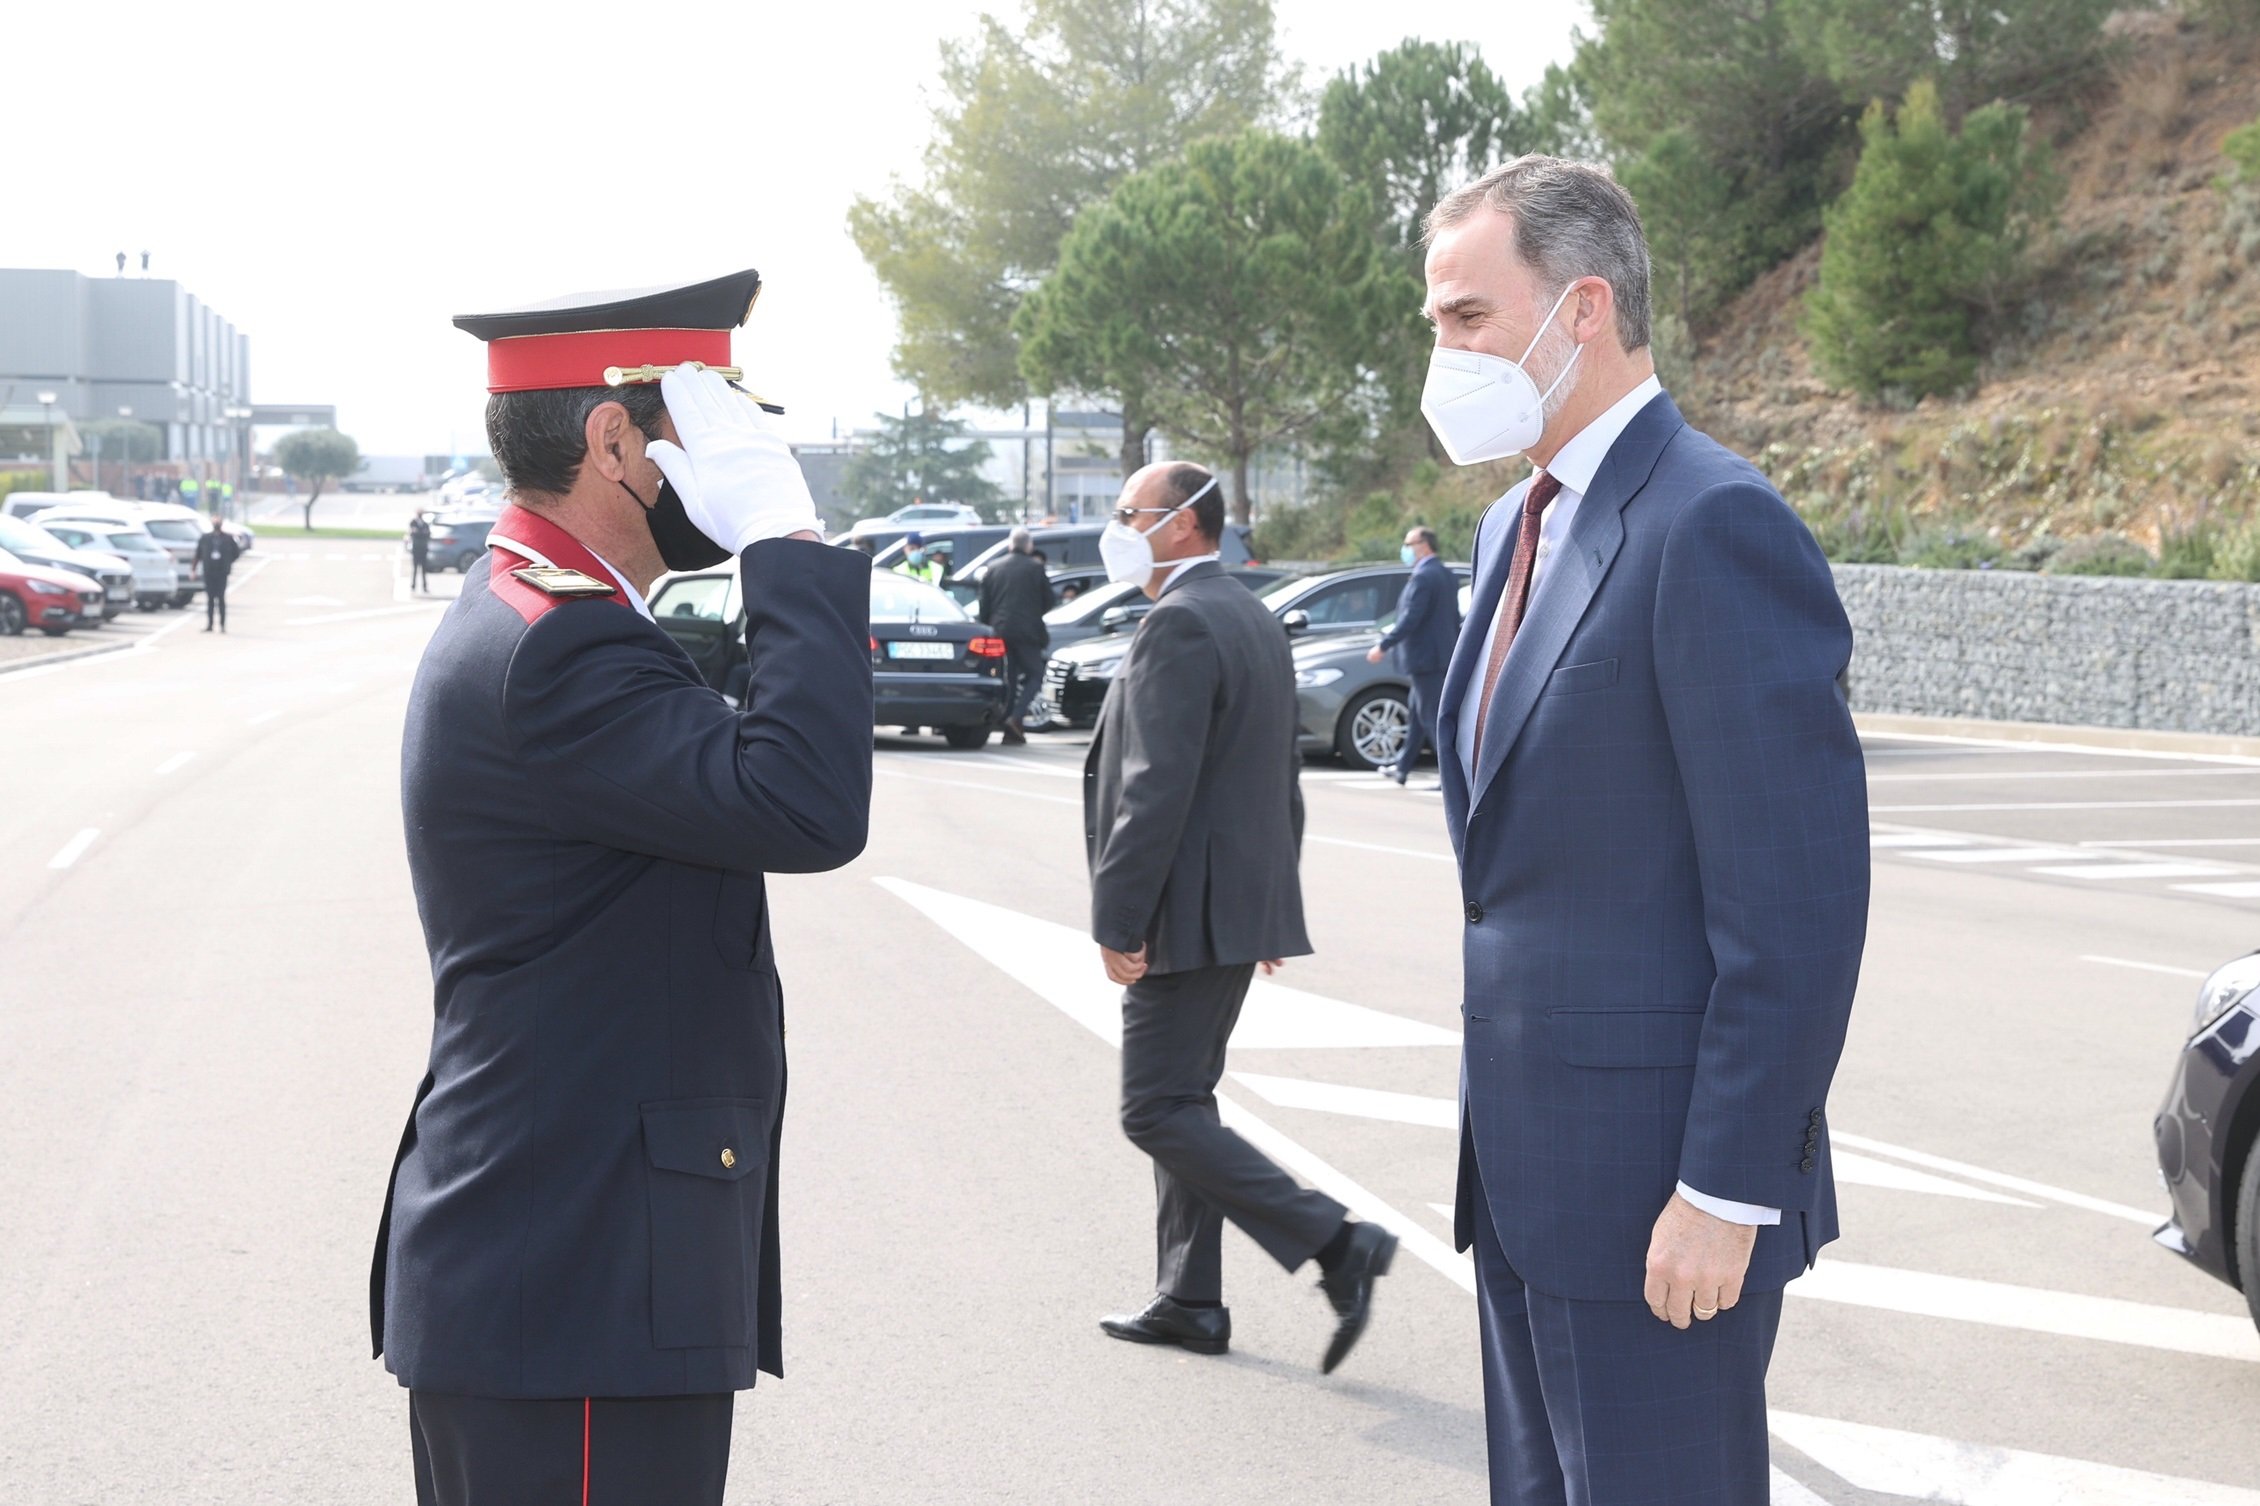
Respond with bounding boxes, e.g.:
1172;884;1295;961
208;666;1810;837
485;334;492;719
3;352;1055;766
1548;1008;1705;1068
642;1098;765;1182
1544;658;1619;696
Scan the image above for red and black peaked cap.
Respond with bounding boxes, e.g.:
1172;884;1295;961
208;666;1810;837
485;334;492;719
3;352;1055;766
454;268;763;394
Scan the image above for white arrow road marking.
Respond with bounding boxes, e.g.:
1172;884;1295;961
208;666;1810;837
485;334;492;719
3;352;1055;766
1792;1261;2260;1363
1231;1072;1458;1128
1831;1132;2159;1224
875;878;1457;1049
48;828;99;869
1829;1152;2039;1207
2178;881;2260;898
154;750;196;776
1768;1410;2260;1505
1766;1466;1834;1506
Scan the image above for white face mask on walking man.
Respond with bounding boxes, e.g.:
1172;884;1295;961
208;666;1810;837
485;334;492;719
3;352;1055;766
1099;473;1222;586
1419;281;1588;466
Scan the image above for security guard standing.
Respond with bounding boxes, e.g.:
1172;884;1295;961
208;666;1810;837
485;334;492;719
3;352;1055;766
893;530;945;585
371;269;873;1506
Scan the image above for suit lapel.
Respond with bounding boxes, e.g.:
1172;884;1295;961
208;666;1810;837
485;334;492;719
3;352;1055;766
1469;394;1683;807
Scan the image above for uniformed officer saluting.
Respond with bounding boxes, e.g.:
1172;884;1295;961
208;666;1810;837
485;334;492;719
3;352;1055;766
371;270;873;1506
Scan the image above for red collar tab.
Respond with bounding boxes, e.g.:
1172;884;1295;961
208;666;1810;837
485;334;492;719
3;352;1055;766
484;328;732;394
488;504;628;607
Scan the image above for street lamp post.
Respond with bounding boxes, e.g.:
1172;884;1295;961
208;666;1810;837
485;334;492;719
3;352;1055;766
224;406;254;515
36;391;58;490
116;405;134;498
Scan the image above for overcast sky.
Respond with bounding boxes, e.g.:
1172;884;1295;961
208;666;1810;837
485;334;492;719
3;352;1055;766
12;1;1585;456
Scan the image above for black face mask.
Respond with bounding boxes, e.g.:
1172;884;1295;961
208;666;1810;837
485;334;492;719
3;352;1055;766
621;476;731;572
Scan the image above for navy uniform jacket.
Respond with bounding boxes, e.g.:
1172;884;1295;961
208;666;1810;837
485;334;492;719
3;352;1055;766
1440;393;1868;1303
1375;553;1459;675
372;503;872;1398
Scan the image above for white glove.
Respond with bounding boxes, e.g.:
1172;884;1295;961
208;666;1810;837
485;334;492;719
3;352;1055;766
645;367;821;553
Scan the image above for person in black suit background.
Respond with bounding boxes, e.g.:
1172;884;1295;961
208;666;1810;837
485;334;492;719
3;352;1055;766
194;515;240;632
407;509;432;593
1367;525;1460;787
975;526;1053;744
1084;460;1397;1373
372;274;872;1506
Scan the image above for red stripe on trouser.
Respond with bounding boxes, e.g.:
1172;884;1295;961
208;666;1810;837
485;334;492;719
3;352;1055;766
582;1397;591;1506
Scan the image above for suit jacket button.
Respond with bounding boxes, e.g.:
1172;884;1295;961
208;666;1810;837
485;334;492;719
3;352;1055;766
1465;901;1484;924
720;1148;737;1170
1800;1157;1815;1172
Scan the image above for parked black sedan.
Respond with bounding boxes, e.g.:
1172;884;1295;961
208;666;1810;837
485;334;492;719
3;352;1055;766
1029;568;1301;729
651;560;1008;750
2156;949;2260;1333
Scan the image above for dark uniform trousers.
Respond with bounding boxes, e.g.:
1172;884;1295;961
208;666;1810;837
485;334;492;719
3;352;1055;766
1394;669;1447;782
1120;962;1347;1302
204;568;231;629
410;1391;732;1506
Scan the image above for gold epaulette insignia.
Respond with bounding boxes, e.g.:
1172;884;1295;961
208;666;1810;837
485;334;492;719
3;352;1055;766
511;565;617;598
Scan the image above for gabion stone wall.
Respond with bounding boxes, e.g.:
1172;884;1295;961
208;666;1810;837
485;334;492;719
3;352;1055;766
1833;565;2260;736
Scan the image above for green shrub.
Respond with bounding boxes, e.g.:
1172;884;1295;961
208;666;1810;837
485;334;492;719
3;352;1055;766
2044;532;2156;575
1898;526;2002;569
2211;521;2260;582
2227;117;2260;185
2157;520;2220;579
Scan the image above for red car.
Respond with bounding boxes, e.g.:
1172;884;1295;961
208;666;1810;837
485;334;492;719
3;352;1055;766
0;548;105;637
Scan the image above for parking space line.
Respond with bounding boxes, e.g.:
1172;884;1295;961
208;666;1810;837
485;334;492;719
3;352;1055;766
1872;798;2260;813
1830;1131;2158;1224
2175;881;2260;899
1912;846;2094;864
1769;1410;2260;1505
1870;766;2260;783
155;751;196;776
48;828;99;869
2080;954;2211;980
2081;837;2260;848
1868;832;1973;848
1860;729;2260;769
2029;861;2234;880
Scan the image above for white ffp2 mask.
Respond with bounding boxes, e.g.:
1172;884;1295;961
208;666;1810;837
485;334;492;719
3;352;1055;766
1420;283;1584;466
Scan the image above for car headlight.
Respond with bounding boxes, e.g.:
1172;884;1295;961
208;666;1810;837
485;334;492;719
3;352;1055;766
1296;666;1345;688
24;579;65;595
1080;659;1120;682
2194;953;2260;1034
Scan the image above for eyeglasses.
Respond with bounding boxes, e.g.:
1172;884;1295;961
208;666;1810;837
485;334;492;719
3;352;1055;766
1110;505;1180;525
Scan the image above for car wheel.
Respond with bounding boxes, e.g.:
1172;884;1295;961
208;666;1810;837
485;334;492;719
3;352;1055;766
39;626;70;637
2237;1134;2260;1335
1335;686;1411;771
0;595;23;635
942;724;993;751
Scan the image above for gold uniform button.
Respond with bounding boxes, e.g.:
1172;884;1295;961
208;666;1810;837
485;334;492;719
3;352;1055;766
720;1148;737;1170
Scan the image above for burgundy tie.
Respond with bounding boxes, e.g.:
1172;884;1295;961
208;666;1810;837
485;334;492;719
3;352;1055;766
1472;470;1561;763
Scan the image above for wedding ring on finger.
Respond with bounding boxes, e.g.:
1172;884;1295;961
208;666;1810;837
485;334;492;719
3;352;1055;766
1692;1303;1719;1320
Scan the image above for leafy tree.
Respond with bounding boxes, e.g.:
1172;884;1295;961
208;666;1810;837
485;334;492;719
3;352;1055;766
1579;0;1849;318
1017;131;1388;524
1317;40;1522;263
1784;0;2121;123
1617;129;1736;332
850;0;1289;468
838;409;1006;522
1803;80;2061;400
274;428;362;529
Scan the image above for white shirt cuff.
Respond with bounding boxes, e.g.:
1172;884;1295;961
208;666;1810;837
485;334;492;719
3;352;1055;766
1676;1180;1781;1226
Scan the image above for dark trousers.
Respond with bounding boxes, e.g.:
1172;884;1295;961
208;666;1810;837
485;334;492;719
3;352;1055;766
410;1390;732;1506
204;574;229;630
1120;963;1346;1302
1468;1147;1782;1505
411;552;430;590
1002;637;1046;723
1394;669;1446;780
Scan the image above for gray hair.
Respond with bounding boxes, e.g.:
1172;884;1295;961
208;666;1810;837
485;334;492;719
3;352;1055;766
1425;155;1652;352
1009;526;1034;553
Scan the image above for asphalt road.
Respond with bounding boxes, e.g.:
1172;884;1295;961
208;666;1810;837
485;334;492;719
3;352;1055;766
3;536;2257;1504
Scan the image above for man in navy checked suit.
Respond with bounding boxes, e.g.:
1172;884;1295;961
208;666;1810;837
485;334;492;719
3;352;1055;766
1420;160;1868;1503
372;275;872;1506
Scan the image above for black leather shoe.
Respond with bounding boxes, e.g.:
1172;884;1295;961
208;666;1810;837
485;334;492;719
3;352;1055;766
1100;1294;1230;1355
1317;1222;1397;1374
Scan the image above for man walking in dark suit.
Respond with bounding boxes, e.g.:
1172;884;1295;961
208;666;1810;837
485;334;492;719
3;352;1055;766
976;526;1052;744
372;273;872;1506
1084;461;1396;1374
194;515;240;632
1367;525;1458;786
407;509;432;592
1419;159;1868;1503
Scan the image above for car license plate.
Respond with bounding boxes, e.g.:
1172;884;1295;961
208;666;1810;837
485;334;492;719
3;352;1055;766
887;641;956;661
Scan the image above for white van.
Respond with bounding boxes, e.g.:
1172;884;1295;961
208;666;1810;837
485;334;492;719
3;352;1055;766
3;491;117;521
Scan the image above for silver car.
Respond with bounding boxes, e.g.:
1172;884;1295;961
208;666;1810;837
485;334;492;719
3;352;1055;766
34;518;181;610
1293;580;1474;771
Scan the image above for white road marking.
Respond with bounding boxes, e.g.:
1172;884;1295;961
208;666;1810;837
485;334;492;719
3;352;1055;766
1831;1131;2159;1224
1832;1152;2039;1207
2029;861;2234;880
2178;881;2260;899
1231;1073;1458;1128
1861;728;2260;769
875;768;1079;807
1769;1410;2260;1505
47;828;99;869
1912;846;2095;864
1870;766;2260;783
873;876;1474;1293
2081;954;2211;980
1792;1261;2260;1362
874;878;1458;1049
1304;834;1452;863
154;751;196;776
1765;1466;1833;1506
2083;837;2260;848
1873;798;2260;813
1867;832;1972;849
247;710;282;727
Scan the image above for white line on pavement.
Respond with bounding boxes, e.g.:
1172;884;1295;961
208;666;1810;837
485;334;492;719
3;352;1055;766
1769;1411;2260;1505
1832;1152;2039;1207
1829;1131;2159;1224
1873;798;2260;813
1912;846;2096;864
1868;832;1973;848
247;710;282;727
1765;1465;1834;1506
2082;837;2260;848
2081;954;2211;980
2030;861;2234;880
48;828;99;869
1304;835;1452;863
1792;1261;2260;1363
1230;1072;1458;1128
154;751;196;776
1870;766;2260;783
1860;729;2260;769
2177;881;2260;899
